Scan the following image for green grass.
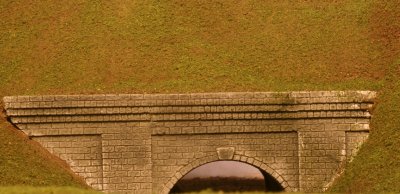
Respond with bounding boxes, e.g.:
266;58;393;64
0;116;88;188
0;0;388;95
0;186;100;194
0;0;399;192
329;61;400;193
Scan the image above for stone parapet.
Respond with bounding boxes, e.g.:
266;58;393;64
4;91;374;125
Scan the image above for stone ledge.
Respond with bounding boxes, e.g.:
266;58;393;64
3;91;376;127
8;110;371;124
4;103;373;116
3;91;376;103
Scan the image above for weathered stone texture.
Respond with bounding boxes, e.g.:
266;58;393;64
3;91;376;193
34;135;103;190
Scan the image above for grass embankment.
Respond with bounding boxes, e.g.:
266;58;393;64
0;186;100;194
329;1;400;192
0;112;88;187
0;0;399;192
0;0;386;94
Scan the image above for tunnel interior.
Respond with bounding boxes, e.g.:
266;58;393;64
170;161;284;193
261;170;284;192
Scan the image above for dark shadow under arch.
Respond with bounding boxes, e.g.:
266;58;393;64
169;160;284;193
261;170;284;192
161;154;291;194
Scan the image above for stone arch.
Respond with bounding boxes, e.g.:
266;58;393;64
161;153;293;194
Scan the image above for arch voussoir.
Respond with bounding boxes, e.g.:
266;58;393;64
163;153;293;194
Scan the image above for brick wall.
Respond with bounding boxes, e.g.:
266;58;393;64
3;91;375;193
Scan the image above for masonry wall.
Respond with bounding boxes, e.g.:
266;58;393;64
3;91;375;193
34;135;103;190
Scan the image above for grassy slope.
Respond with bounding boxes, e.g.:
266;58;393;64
0;186;100;194
330;1;400;191
0;0;399;192
0;112;88;187
0;0;387;95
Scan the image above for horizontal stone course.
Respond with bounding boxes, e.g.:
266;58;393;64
3;91;376;102
3;92;375;110
4;103;373;116
8;110;370;124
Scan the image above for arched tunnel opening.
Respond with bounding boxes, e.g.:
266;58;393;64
170;161;284;193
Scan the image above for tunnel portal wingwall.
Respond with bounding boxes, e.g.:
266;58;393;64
3;91;375;193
